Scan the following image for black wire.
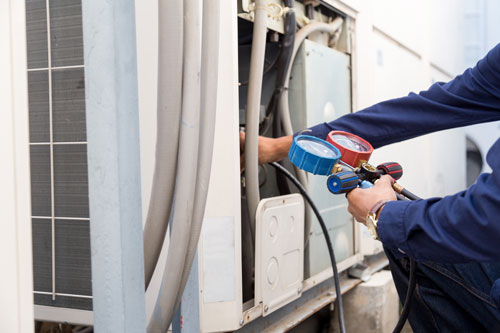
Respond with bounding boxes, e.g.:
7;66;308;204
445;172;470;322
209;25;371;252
393;258;417;333
270;162;346;333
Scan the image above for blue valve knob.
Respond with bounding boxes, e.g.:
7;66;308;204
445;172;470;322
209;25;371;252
327;171;360;194
288;135;341;175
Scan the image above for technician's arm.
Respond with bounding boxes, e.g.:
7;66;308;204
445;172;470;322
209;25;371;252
306;43;500;148
377;140;500;263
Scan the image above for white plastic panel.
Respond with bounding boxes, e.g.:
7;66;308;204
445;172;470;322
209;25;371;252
255;194;304;316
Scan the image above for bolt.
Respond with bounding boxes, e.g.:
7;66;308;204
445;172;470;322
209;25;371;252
264;305;269;313
297;287;302;294
239;319;244;326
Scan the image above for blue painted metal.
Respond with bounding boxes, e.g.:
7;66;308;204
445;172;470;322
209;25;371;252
174;252;201;332
289;135;341;175
82;0;146;331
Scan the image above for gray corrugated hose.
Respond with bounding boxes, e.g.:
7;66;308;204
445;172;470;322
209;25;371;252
245;0;268;241
148;0;202;331
174;0;221;312
143;0;183;289
279;18;344;246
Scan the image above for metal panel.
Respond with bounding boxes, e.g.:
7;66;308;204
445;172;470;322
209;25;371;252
288;39;355;276
52;68;86;142
28;70;50;142
26;0;93;317
49;0;84;67
53;144;89;217
26;0;48;69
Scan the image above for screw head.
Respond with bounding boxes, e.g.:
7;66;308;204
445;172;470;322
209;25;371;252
297;287;302;294
239;319;244;326
264;305;269;313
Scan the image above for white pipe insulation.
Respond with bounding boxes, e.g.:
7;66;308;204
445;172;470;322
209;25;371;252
148;0;202;330
174;0;221;312
142;0;183;288
244;0;269;240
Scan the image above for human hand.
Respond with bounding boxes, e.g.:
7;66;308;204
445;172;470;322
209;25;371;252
346;175;397;224
239;132;293;171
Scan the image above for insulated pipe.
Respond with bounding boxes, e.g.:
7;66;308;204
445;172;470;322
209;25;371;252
174;0;221;310
147;0;202;331
279;18;343;245
143;0;183;289
245;0;268;240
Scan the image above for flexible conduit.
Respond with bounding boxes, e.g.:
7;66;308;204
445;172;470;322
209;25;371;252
148;0;202;330
143;0;183;289
279;18;344;245
245;0;268;240
173;0;221;312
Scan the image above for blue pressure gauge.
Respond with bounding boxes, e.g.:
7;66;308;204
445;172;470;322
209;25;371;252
288;135;341;175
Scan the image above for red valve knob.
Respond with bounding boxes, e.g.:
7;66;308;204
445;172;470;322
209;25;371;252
377;162;403;180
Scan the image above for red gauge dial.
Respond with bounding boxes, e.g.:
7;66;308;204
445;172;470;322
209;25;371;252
326;131;374;167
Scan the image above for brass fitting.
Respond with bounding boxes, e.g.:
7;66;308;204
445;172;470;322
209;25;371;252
392;182;404;194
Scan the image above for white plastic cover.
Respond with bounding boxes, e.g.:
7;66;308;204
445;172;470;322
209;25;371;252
255;194;304;316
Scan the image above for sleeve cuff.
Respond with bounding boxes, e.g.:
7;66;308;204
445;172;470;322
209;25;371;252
377;200;413;257
293;122;335;140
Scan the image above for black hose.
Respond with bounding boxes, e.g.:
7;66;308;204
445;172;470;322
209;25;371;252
391;192;418;332
393;258;417;333
273;160;421;332
270;162;346;333
401;188;421;201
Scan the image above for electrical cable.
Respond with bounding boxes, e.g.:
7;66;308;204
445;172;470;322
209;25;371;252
270;162;346;333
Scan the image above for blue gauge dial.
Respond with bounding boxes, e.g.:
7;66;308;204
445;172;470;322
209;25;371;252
288;135;341;175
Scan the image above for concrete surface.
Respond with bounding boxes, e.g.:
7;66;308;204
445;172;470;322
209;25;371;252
335;269;401;333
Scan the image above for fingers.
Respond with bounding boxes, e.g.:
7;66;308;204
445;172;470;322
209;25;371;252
377;174;394;186
239;131;245;152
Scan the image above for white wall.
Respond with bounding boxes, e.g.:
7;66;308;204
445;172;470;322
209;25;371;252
462;0;500;174
0;1;34;331
348;0;466;198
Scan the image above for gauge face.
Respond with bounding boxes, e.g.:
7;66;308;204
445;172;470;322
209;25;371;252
329;134;371;152
296;137;339;158
289;135;341;175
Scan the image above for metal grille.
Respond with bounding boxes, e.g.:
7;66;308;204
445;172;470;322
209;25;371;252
26;0;92;311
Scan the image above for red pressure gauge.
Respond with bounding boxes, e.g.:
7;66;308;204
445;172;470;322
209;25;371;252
326;131;374;168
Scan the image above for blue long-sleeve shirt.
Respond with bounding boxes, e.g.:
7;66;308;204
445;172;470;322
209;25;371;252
305;43;500;264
